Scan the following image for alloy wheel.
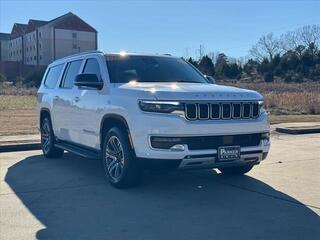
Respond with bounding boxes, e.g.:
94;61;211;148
105;136;125;181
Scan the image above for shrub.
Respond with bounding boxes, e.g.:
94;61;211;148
263;71;274;82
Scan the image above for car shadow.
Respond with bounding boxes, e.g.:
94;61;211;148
4;153;320;240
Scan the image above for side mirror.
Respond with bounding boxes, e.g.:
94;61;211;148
74;73;103;90
205;75;216;84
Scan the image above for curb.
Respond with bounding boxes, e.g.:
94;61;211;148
0;143;41;153
275;127;320;135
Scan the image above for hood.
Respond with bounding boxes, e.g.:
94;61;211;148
116;82;263;101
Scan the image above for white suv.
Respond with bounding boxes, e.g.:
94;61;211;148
37;50;270;188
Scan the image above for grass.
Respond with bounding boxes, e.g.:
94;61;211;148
0;83;319;136
223;82;320;115
0;95;36;110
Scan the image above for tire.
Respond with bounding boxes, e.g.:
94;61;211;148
102;127;142;188
219;165;253;175
40;117;64;158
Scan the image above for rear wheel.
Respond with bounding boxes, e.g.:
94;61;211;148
102;127;141;188
40;117;64;158
218;165;253;175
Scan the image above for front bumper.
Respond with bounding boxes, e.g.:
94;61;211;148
129;111;270;168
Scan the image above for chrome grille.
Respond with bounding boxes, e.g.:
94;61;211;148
185;102;261;120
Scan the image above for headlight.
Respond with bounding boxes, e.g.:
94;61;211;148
138;100;184;114
258;100;266;114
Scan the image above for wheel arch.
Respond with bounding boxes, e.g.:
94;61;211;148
100;114;135;154
40;108;51;124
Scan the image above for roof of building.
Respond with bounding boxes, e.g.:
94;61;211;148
10;23;28;39
26;19;48;33
8;12;97;39
50;12;97;32
0;32;10;40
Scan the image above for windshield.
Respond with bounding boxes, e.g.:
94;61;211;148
105;54;208;83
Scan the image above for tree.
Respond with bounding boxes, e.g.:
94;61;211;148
250;33;281;62
215;53;228;77
224;63;241;79
187;57;198;68
198;55;215;76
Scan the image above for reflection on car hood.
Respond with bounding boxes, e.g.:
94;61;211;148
116;82;263;101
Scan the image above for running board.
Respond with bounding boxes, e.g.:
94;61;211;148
55;142;100;159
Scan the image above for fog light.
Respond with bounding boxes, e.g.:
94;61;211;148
170;144;185;151
261;132;270;141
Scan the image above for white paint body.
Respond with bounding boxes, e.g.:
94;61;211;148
38;51;270;168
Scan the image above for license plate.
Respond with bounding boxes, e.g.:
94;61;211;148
217;146;241;161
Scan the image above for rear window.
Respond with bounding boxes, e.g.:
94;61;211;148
44;64;64;89
105;55;207;84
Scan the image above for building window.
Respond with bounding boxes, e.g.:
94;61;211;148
72;32;77;38
39;43;42;49
39;55;42;60
39;32;41;38
34;56;36;60
73;44;78;49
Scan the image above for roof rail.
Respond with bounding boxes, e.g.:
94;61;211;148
56;50;104;61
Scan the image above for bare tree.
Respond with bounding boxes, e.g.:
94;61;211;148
249;33;281;62
280;25;320;54
298;25;320;48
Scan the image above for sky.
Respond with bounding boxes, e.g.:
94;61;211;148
1;0;319;59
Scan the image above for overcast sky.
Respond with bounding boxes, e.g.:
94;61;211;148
1;0;319;59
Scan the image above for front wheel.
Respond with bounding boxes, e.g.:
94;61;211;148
218;165;253;175
102;127;142;188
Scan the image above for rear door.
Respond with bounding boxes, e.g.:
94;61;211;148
53;59;83;142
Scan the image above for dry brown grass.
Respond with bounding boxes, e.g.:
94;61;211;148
224;82;320;115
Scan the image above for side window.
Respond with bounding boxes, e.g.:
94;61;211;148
61;60;82;88
44;64;64;89
83;58;101;81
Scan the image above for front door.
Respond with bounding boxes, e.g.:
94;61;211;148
53;59;83;143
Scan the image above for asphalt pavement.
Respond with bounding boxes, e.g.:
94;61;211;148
0;133;319;240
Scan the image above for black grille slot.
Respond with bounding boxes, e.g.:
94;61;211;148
185;103;197;120
232;103;241;118
222;103;231;119
199;104;209;119
243;103;251;118
252;102;259;118
211;104;220;119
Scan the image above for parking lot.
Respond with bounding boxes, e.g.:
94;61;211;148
0;133;319;240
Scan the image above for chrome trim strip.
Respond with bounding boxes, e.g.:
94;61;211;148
232;103;241;119
185;103;198;120
198;103;210;119
210;103;221;119
242;103;251;119
221;103;232;119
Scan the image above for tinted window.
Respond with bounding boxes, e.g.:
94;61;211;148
44;64;64;89
106;55;207;83
83;58;101;81
61;60;82;88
